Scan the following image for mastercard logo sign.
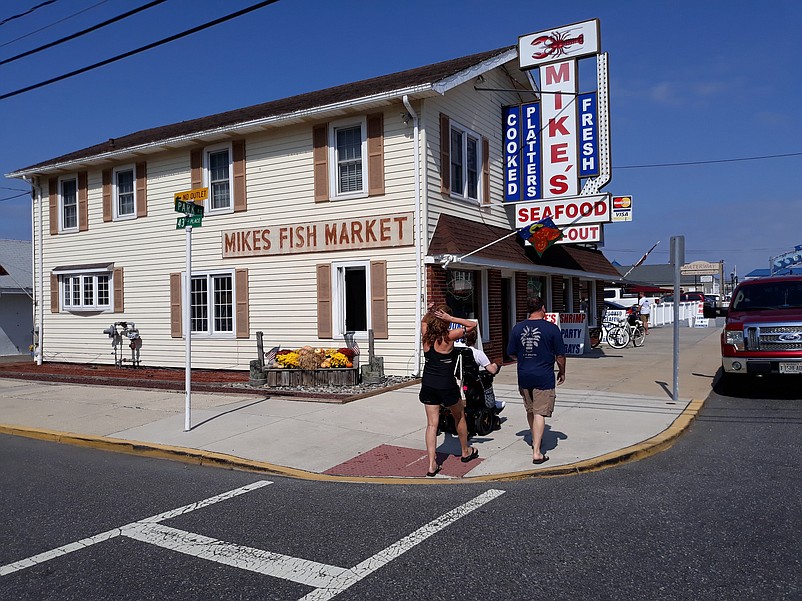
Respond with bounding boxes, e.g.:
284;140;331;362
613;196;632;209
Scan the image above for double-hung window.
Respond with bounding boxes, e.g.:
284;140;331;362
205;144;233;212
60;176;78;231
329;117;367;199
113;165;136;219
449;122;482;202
190;272;234;335
333;261;370;335
62;272;111;311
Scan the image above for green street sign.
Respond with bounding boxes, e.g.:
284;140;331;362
175;199;204;216
176;215;203;229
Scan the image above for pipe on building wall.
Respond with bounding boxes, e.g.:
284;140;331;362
25;175;43;365
403;94;423;376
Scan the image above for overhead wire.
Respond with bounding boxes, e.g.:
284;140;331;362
0;0;58;28
0;0;109;50
0;0;281;101
0;0;168;66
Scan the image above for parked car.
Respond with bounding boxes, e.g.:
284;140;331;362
721;275;802;383
660;291;716;318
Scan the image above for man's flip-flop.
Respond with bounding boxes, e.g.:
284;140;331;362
460;447;479;463
426;465;442;477
532;456;549;465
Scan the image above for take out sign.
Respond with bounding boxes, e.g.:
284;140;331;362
514;194;611;227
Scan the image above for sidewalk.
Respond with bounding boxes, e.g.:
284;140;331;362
0;323;723;481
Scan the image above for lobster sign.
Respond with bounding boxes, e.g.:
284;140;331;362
519;19;600;69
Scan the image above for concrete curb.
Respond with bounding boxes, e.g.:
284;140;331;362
0;397;704;484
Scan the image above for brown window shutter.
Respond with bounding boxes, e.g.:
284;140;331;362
367;113;385;196
48;177;58;235
136;162;148;217
78;171;88;231
102;170;112;222
370;260;388;339
113;267;124;313
440;113;450;195
190;149;203;189
482;137;490;205
313;124;329;203
50;273;60;313
235;268;250;338
316;263;332;338
170;272;182;338
232;140;247;212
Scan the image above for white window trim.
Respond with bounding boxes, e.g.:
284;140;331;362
449;120;483;204
185;269;236;338
328;116;368;201
58;174;79;233
61;271;112;312
331;259;372;339
203;142;234;215
112;164;137;221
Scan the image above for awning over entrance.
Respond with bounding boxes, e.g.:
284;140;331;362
427;214;620;280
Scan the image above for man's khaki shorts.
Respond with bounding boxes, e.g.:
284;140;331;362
520;388;556;417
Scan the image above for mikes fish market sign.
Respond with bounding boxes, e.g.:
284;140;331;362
222;212;413;258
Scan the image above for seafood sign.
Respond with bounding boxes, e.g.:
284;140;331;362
518;19;600;69
222;212;413;257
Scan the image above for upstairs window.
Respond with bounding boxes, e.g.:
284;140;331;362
450;123;481;201
60;177;78;231
114;166;135;219
329;117;367;199
205;144;233;212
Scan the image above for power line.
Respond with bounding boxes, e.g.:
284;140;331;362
0;191;30;202
0;0;281;101
0;0;168;67
0;0;58;28
617;151;802;169
0;0;109;50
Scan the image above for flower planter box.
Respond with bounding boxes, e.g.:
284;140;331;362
265;367;359;387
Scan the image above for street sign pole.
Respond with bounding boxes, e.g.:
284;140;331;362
184;223;192;431
670;236;685;402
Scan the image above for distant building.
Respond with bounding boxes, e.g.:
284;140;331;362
0;239;33;356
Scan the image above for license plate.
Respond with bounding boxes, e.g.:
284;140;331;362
779;363;802;374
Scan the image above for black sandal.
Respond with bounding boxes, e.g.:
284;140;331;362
426;465;442;477
460;447;479;463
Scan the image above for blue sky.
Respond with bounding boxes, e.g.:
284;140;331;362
1;0;800;279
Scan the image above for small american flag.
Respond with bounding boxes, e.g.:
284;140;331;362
264;345;280;364
350;340;361;356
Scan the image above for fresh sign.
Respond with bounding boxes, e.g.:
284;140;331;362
578;93;599;177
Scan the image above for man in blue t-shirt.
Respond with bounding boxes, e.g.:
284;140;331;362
506;296;566;465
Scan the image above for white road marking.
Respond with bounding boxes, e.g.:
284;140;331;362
123;522;348;588
3;481;506;601
299;488;506;601
0;480;272;577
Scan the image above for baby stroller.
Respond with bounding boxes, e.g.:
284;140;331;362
438;347;503;437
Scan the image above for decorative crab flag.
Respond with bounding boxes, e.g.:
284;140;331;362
518;217;564;256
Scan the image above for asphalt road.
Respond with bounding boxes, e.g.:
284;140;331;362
2;377;800;600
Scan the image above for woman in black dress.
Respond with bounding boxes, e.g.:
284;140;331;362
419;304;479;476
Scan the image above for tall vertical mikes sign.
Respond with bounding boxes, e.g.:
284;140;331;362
505;19;610;244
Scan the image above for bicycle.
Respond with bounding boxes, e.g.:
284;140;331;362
589;317;631;349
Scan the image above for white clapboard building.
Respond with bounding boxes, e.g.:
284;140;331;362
8;46;620;375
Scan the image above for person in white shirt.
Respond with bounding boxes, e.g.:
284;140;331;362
463;329;505;412
638;292;651;334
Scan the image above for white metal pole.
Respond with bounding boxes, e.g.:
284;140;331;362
184;224;192;431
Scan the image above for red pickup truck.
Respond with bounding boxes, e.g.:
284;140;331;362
721;275;802;381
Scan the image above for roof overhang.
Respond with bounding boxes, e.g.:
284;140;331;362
7;84;439;178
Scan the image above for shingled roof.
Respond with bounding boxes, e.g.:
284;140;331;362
428;214;620;279
10;45;515;176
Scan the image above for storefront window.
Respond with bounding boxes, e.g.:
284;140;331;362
446;269;480;319
527;275;547;300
